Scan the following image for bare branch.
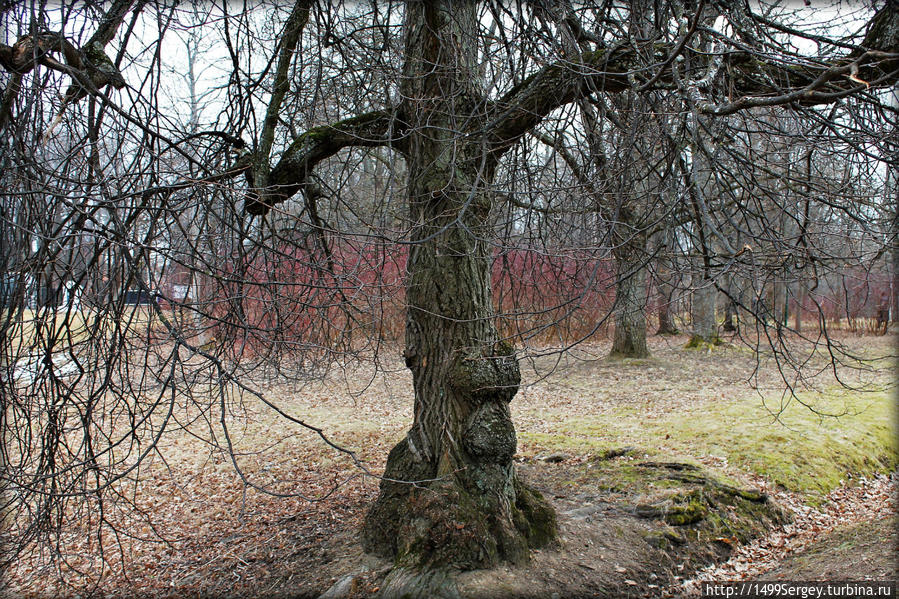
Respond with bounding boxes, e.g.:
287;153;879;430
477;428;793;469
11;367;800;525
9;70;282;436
255;0;313;189
486;5;899;157
244;110;408;215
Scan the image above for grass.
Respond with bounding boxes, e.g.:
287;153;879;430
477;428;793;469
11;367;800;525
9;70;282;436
5;332;896;597
3;307;93;351
520;388;896;502
647;389;896;500
516;335;897;503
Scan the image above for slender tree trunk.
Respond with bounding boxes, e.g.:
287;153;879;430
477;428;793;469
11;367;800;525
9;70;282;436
794;281;804;332
887;84;898;324
657;299;678;334
362;2;555;570
656;274;679;335
890;147;899;325
892;219;898;324
688;278;718;346
723;294;738;332
610;232;650;358
773;279;789;327
655;227;679;335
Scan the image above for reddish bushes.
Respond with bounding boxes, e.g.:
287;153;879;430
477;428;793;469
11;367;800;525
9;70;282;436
164;242;619;356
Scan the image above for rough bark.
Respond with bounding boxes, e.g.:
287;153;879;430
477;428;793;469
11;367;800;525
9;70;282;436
611;233;650;358
688;280;719;347
222;0;899;572
360;2;555;570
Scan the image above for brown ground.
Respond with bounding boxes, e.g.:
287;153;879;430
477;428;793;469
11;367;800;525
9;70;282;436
676;472;896;596
759;516;897;581
3;332;896;598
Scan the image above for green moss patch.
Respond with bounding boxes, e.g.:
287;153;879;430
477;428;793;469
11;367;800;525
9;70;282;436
518;387;896;503
650;389;897;501
684;335;723;349
524;458;787;556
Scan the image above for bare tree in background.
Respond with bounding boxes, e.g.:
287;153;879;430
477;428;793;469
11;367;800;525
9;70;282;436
1;0;897;583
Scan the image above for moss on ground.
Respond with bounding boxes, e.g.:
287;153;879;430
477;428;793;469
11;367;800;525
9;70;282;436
653;389;897;501
526;456;788;557
518;387;897;503
684;335;723;350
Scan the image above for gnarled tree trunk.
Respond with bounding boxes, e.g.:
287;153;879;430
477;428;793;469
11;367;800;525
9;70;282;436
361;2;555;570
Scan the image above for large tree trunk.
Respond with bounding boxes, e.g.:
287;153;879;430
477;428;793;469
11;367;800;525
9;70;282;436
361;2;555;570
684;106;720;348
610;232;650;358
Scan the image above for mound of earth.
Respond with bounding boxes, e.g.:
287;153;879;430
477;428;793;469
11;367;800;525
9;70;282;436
759;516;897;581
311;454;787;599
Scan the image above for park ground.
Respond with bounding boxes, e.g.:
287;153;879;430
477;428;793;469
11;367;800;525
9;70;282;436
3;330;897;598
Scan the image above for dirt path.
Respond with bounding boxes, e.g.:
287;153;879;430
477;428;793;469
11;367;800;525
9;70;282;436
673;473;897;596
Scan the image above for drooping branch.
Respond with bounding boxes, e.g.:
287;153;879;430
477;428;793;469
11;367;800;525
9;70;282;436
243;4;896;216
243;109;408;215
0;0;143;130
486;4;899;158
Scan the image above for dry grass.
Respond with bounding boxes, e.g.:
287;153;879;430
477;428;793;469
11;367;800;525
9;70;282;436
3;331;896;598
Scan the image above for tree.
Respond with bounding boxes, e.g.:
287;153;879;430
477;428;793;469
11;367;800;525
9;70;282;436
2;0;898;578
244;0;899;567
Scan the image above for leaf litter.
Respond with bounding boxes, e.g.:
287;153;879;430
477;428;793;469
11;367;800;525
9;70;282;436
3;332;896;598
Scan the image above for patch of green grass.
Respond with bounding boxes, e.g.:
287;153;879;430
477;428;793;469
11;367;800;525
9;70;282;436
518;388;897;503
655;389;897;500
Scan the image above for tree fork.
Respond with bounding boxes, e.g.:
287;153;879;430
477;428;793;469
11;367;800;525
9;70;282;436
229;0;899;571
357;1;558;569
